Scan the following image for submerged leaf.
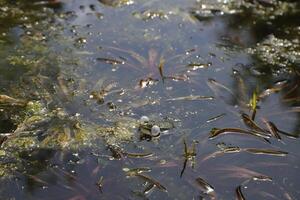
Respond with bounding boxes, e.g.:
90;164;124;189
195;177;215;194
206;113;226;123
166;95;214;101
261;118;282;140
244;148;288;156
241;113;268;134
259;80;289;99
232;69;248;105
0;94;27;107
209;128;270;140
207;78;237;106
133;173;167;192
236;185;246;200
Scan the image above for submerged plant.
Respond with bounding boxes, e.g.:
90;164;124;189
180;138;197;177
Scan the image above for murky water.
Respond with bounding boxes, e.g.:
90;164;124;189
0;0;299;199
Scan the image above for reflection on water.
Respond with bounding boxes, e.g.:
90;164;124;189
0;0;299;199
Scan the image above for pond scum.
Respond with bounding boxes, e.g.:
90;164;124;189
0;0;299;199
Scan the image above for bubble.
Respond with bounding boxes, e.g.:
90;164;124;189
151;125;160;135
122;168;130;172
140;116;149;123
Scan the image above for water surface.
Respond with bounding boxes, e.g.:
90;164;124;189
0;0;299;199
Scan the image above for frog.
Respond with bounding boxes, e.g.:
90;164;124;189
138;116;175;140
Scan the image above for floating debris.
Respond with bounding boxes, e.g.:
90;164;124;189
201;146;242;162
187;62;212;70
126;152;154;158
218;166;271;180
261;118;282;140
206;113;226;123
123;167;151;175
127;172;167;192
166;95;214;101
209;128;270;140
163;74;189;82
137;173;167;192
244;148;288;157
202;146;287;162
195;177;215;194
96;57;125;65
139;77;158;88
0;95;27;107
259;80;289;99
251;175;272;182
107;144;154;159
265;121;298;139
241;113;269;135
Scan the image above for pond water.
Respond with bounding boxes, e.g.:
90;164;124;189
0;0;299;199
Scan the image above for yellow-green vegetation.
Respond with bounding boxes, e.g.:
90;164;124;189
99;120;136;146
0;163;18;177
4;137;38;150
0;110;137;177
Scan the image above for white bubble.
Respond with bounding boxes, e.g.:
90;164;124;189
140;116;149;123
151;125;160;135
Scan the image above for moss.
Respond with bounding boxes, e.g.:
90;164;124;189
0;163;17;177
74;128;88;143
0;150;6;157
40;126;69;149
4;136;38;150
25;101;44;115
